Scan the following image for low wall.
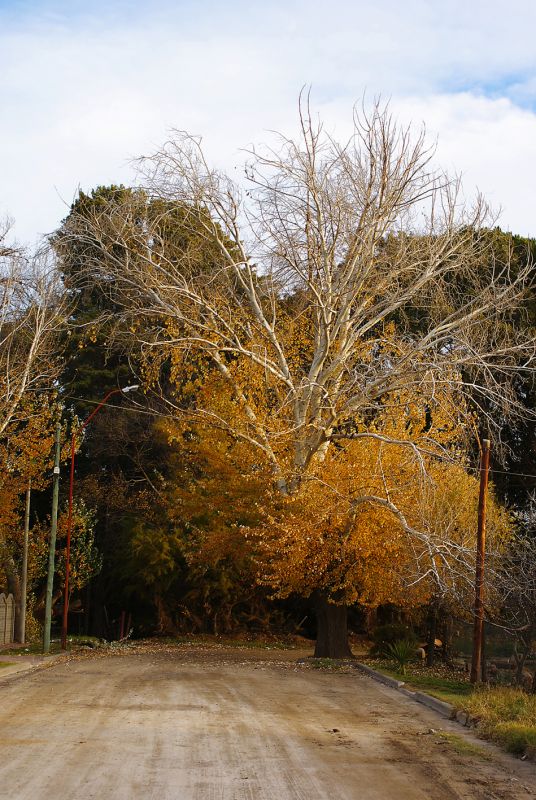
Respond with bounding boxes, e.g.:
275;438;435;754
0;593;15;645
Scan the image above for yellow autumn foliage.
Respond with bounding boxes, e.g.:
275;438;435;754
138;310;513;615
149;366;512;614
253;441;511;609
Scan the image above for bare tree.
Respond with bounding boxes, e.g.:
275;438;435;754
63;100;535;472
0;219;67;636
0;219;66;438
495;500;536;690
59;98;536;653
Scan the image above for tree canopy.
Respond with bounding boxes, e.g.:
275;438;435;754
55;99;536;654
2;100;535;659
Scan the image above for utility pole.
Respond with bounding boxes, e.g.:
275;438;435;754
17;480;31;644
470;438;490;684
60;384;138;649
43;422;61;654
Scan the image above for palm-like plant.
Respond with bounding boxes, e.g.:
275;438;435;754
385;639;416;676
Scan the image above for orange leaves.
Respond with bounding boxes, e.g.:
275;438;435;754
0;392;59;556
251;435;420;605
250;424;512;610
135;308;510;617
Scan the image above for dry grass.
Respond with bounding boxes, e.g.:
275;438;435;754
435;731;492;760
365;657;472;703
463;687;536;756
367;657;536;759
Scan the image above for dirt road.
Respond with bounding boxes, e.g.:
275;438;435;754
0;644;534;799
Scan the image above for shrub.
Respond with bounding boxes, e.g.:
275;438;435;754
385;639;417;675
370;623;417;656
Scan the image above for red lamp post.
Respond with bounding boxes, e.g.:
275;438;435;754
60;384;138;650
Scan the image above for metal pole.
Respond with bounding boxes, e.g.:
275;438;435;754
43;422;62;654
18;480;31;644
60;433;76;650
470;438;490;684
60;386;137;649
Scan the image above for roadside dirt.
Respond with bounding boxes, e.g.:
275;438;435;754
0;642;534;799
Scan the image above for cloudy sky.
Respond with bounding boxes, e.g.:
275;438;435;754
1;0;535;245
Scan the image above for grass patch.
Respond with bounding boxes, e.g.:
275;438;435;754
367;659;536;759
0;640;64;656
309;657;348;670
151;635;302;650
391;672;472;705
435;731;492;760
493;723;536;756
1;634;300;656
463;688;536;756
0;661;13;668
368;659;472;704
211;639;297;650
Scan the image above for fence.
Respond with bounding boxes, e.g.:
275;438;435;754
452;619;514;659
0;593;15;645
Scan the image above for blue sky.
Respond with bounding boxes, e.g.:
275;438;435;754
1;0;535;243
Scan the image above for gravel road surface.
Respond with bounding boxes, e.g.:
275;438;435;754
0;644;534;799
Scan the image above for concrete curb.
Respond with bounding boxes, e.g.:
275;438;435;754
354;661;536;764
0;654;64;683
0;661;39;681
413;691;455;718
354;662;456;719
354;662;406;690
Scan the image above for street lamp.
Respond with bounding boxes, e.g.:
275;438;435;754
60;384;139;650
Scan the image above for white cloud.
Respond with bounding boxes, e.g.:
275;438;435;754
1;0;535;244
394;94;536;236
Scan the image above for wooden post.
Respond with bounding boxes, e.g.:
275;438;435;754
43;423;61;654
470;438;490;684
